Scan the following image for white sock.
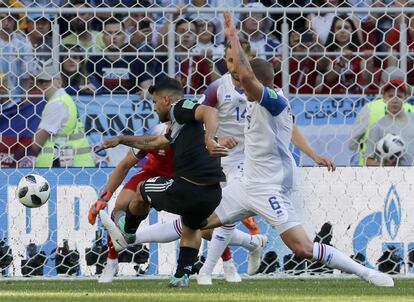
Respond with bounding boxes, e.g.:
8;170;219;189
312;242;368;277
229;229;259;252
135;219;182;244
106;258;118;266
199;224;235;275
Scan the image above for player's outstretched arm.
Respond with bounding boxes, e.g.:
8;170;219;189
96;135;169;152
223;12;263;102
104;150;140;194
291;125;336;171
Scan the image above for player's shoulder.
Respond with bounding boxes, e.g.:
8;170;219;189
259;87;289;117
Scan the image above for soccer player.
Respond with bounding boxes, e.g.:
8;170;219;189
197;38;336;281
94;41;337;284
88;123;254;283
96;76;232;287
194;12;394;287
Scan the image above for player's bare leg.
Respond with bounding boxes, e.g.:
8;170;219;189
280;225;394;287
99;189;135;283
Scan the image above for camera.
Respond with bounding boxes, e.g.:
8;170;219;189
0;239;12;276
53;239;80;276
21;243;47;277
85;230;108;275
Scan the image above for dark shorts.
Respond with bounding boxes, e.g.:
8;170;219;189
140;176;221;229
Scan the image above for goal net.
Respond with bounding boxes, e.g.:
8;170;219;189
0;1;413;278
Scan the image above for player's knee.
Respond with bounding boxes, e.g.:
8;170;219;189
201;229;213;241
182;216;207;230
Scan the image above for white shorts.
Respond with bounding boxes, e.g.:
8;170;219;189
222;161;244;186
215;179;301;234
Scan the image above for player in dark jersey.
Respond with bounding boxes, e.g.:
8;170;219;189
97;76;228;287
89;122;249;283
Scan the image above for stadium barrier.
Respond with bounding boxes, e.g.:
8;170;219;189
5;94;409;167
0;167;413;277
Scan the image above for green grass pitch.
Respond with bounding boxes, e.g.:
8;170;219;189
0;279;413;302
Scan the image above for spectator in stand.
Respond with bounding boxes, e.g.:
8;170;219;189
32;64;95;168
193;18;224;60
60;44;100;95
0;2;34;103
9;0;28;32
386;2;414;86
193;18;224;81
349;70;414;166
359;0;391;55
176;18;212;94
322;14;375;94
158;17;212;94
306;0;361;45
26;12;53;70
239;2;281;61
122;1;163;81
365;80;414;166
87;17;152;94
0;72;9;104
276;28;325;94
62;0;105;52
123;1;155;50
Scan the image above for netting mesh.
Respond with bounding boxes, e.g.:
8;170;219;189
0;1;413;278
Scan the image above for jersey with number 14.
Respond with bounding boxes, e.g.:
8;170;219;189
202;73;246;167
243;87;297;191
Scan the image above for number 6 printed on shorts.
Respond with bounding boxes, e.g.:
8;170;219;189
268;196;283;215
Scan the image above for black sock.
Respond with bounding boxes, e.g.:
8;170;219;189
123;206;147;234
174;247;199;278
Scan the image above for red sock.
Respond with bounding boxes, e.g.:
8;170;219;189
107;234;118;260
221;246;232;262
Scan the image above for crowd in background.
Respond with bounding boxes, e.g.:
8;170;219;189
1;0;414;168
0;0;413;101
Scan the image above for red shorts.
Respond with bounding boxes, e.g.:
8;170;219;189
123;170;159;192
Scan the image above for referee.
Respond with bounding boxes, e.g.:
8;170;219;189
97;77;228;287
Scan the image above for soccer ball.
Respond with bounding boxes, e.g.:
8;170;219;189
16;174;50;208
375;133;407;161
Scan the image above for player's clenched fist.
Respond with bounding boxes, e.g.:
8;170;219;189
218;136;238;149
88;192;113;225
206;138;229;157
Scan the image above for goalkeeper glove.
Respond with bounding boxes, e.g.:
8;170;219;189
88;191;113;225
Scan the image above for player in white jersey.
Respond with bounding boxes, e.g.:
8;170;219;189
98;39;337;284
196;12;394;287
197;40;336;282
